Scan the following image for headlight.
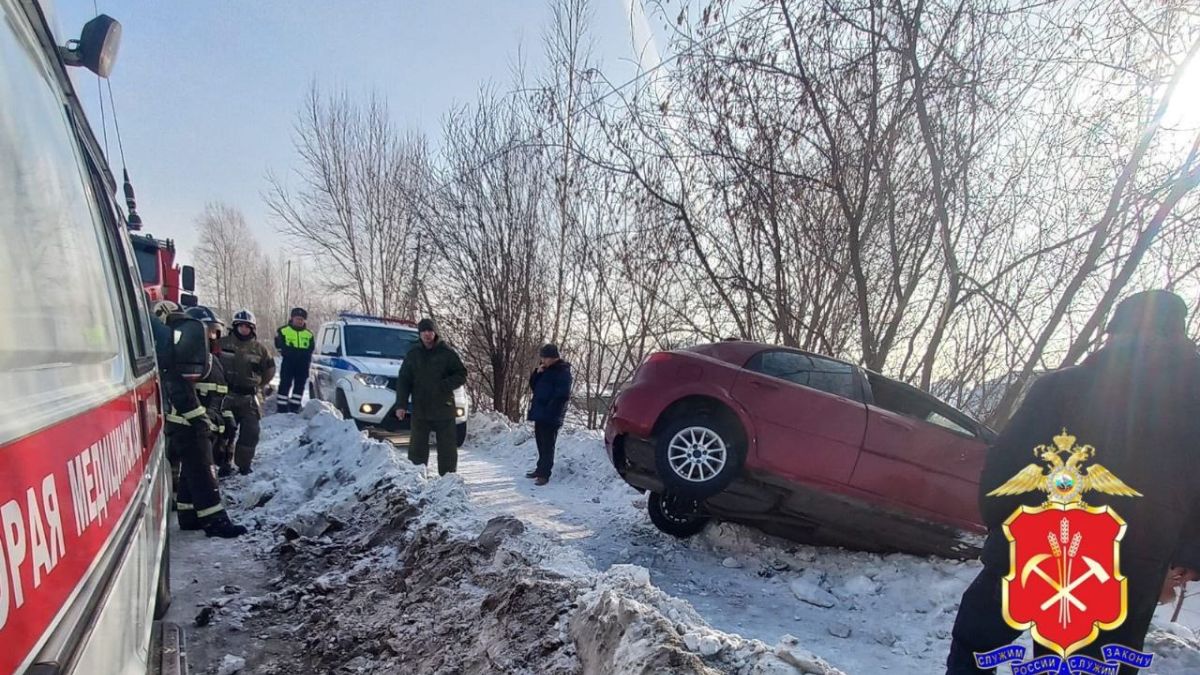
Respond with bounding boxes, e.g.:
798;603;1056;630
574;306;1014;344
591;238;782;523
354;373;390;388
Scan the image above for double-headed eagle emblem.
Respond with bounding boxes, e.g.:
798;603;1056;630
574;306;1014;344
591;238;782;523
988;429;1141;505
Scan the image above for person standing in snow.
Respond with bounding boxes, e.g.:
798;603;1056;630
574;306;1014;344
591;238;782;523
946;290;1200;674
394;318;468;475
219;309;276;476
525;344;572;486
153;301;246;538
274;307;314;414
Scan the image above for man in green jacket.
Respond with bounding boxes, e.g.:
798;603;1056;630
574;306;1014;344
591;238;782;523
394;318;468;475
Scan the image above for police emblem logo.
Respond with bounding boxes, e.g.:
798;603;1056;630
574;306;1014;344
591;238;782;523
974;430;1156;673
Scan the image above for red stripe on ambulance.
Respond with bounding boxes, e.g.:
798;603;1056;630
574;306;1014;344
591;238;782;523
0;393;150;675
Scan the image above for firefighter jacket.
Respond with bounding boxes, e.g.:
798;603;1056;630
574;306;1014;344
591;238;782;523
275;324;315;369
219;331;276;395
194;357;230;435
164;354;219;434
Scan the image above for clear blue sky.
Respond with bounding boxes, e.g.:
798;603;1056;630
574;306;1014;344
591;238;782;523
54;0;660;260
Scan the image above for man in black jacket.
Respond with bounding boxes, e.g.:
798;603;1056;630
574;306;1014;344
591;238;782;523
946;290;1200;673
153;301;246;538
394;318;468;475
526;344;572;486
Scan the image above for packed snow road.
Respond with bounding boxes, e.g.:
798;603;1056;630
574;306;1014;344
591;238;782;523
169;405;1200;674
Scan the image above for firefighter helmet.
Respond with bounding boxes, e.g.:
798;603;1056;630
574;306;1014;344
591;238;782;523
186;305;225;328
152;300;180;323
231;309;257;329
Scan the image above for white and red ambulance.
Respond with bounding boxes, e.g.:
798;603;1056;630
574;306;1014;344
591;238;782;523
0;2;174;674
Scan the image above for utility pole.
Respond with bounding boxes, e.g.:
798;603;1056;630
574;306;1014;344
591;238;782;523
284;259;292;318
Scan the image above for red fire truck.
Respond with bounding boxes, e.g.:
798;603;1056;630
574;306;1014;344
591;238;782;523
131;234;197;307
0;2;178;674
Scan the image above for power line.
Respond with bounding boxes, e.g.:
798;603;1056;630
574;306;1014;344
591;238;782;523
105;80;128;170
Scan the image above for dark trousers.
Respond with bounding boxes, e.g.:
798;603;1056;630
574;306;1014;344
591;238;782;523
534;422;560;478
409;417;457;475
166;423;223;522
946;563;1166;674
277;361;308;413
225;393;261;471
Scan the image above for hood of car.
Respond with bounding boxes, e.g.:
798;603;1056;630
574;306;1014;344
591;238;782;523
339;356;403;376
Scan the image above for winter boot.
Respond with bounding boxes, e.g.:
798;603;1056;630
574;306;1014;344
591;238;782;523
238;466;254;476
217;463;236;478
177;506;201;531
202;511;248;539
525;470;540;479
534;476;550;486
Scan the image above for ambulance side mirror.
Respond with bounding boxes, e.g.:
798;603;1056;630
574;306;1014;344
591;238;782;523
60;15;122;78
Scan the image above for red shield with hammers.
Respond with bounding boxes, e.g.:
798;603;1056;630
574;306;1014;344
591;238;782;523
1002;503;1128;656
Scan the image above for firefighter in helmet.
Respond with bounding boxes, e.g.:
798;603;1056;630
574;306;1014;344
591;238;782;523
152;301;247;538
218;309;275;475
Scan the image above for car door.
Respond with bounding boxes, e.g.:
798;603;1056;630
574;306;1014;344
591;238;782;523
729;350;868;486
312;326;340;400
852;375;987;526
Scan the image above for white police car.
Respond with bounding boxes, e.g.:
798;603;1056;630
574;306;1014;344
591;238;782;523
309;313;470;445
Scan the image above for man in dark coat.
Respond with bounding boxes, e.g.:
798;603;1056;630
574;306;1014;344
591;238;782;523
394;318;468;475
525;344;573;486
946;290;1200;674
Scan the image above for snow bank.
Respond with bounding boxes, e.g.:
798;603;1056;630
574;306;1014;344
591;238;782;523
208;408;848;673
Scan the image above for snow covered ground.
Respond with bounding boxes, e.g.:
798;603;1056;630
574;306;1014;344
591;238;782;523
168;406;1200;674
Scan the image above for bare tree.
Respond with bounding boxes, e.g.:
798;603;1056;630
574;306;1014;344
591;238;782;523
266;85;424;316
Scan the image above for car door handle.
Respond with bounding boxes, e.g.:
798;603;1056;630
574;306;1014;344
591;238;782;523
750;380;779;390
880;417;914;431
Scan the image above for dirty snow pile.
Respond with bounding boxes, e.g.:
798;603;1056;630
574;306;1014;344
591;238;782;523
195;402;845;674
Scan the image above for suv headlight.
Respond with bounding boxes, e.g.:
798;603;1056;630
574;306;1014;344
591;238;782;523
354;373;390;388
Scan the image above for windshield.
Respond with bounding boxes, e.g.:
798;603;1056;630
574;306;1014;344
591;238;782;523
133;245;159;284
343;325;419;360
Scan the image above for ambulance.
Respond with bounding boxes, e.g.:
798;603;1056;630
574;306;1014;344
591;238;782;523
0;2;176;674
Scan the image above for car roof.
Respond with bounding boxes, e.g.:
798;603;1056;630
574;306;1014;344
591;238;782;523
325;317;418;331
686;341;859;369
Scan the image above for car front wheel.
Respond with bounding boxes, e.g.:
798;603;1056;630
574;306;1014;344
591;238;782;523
647;492;709;538
654;412;745;498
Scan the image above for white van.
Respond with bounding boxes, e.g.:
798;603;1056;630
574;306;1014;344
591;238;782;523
0;2;175;673
309;314;471;445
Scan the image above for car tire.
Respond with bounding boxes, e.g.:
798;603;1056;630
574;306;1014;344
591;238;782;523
655;411;745;498
153;529;171;620
336;390;354;421
455;421;467;447
647;492;709;538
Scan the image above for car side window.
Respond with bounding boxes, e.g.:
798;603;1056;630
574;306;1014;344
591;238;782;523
926;411;973;436
325;327;341;355
750;351;861;401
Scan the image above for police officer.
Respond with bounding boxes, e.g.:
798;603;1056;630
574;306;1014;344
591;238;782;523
153;301;246;538
946;291;1200;674
218;309;275;475
274;307;314;414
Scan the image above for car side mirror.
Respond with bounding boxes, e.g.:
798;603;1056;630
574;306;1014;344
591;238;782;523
179;292;198;308
180;265;196;292
60;15;122;78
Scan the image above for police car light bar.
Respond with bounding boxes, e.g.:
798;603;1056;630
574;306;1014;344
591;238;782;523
338;312;417;327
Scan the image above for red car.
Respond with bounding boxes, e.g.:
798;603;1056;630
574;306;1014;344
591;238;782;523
604;341;996;558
